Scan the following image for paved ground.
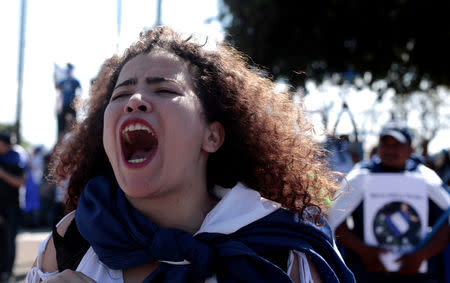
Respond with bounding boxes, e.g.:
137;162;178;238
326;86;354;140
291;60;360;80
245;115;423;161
13;228;50;283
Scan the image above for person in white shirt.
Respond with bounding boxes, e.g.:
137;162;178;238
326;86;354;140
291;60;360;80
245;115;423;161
329;121;450;283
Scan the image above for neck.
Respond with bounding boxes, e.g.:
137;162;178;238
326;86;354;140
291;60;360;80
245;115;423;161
127;182;218;234
380;163;406;172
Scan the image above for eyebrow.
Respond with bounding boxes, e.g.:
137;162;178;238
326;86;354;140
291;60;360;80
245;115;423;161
114;76;183;90
114;78;136;90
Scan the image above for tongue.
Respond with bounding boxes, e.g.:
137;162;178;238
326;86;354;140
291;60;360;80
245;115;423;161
129;149;150;161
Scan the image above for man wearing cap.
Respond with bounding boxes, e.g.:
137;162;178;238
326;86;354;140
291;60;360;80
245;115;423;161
0;132;26;282
328;121;450;283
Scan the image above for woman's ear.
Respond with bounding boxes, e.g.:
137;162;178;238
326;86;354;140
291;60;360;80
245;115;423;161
202;121;225;153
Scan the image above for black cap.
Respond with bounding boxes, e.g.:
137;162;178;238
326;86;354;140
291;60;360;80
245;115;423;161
379;121;413;144
0;131;11;145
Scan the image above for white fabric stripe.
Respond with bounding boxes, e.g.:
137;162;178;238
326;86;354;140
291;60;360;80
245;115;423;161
287;251;314;283
328;167;368;230
195;182;281;235
159;259;190;265
76;247;122;282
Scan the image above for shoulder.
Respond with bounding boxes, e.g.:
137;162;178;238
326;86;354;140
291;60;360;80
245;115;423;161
416;164;446;186
329;166;368;216
250;208;336;254
270;210;354;282
39;212;75;272
415;164;450;209
56;211;76;239
345;165;370;184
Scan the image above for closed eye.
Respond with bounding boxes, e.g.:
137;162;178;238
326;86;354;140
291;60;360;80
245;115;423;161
110;92;130;101
155;89;179;95
110;87;180;101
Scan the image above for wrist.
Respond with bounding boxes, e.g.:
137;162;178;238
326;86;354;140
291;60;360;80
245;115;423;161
357;243;374;257
412;248;427;261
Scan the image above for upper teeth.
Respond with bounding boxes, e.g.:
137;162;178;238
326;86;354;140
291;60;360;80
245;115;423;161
128;158;146;163
122;123;153;135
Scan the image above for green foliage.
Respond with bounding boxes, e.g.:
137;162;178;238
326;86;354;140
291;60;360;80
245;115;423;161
219;0;450;96
0;123;15;133
0;123;28;148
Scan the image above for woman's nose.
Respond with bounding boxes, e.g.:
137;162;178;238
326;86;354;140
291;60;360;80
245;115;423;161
124;93;152;113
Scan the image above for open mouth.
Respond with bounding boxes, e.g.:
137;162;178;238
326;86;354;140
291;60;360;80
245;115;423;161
120;119;158;166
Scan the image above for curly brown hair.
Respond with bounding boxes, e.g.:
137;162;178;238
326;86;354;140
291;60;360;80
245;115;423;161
50;26;337;219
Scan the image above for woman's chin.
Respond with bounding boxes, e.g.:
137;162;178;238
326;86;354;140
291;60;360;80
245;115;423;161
119;181;158;200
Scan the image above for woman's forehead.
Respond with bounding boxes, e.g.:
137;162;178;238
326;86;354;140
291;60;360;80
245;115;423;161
118;50;191;81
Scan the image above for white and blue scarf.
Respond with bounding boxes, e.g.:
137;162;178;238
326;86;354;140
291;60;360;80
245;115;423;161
76;175;355;282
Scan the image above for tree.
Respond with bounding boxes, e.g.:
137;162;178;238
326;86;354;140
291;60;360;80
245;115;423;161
219;0;450;96
0;124;16;137
393;88;450;156
0;123;27;147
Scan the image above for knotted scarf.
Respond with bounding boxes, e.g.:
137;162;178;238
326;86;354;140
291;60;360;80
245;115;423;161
76;175;355;282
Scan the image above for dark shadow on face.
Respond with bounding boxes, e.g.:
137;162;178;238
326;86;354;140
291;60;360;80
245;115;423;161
0;141;10;155
377;136;412;170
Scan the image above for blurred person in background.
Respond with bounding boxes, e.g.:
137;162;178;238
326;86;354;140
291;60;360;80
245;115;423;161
0;132;26;283
55;63;81;138
29;146;45;188
21;145;46;228
15;144;40;229
325;134;355;176
39;152;57;227
427;149;450;187
329;121;450;283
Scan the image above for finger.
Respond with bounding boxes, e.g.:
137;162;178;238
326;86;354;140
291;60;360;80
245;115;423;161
42;270;75;283
43;270;96;283
74;271;96;283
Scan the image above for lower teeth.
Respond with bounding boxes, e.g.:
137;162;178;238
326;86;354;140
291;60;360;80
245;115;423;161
128;158;145;163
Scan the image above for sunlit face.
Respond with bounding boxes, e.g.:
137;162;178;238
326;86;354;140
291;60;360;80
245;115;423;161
103;50;216;199
377;135;412;170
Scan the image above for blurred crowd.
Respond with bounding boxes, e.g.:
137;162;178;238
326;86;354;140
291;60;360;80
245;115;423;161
14;143;65;229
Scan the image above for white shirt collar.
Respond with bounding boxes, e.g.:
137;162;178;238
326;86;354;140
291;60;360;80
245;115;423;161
195;182;281;235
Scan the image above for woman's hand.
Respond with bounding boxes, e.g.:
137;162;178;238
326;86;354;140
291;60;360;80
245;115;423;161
42;270;96;283
395;251;423;274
